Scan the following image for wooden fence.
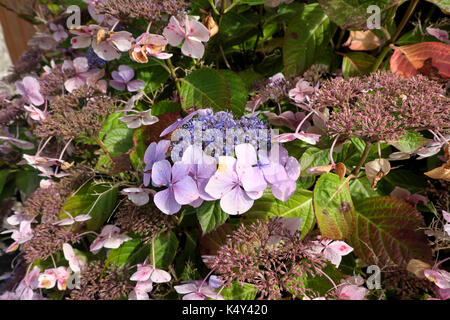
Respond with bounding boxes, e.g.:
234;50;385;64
0;3;36;63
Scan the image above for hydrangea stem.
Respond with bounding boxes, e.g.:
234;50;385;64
371;0;419;73
352;141;373;176
166;58;183;107
94;136;112;162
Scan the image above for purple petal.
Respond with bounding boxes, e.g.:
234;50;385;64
118;65;135;82
239;166;267;193
271;180;297;202
285;156;300;181
153;188;181;215
155;140;170;161
144;142;157;165
151;160;172;187
173;176;199;205
109;80;127;91
220;186;254;215
127;80;145;92
235;143;258;166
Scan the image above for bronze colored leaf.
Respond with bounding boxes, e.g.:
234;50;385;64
390;42;450;78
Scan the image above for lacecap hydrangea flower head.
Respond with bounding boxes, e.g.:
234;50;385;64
142;109;301;215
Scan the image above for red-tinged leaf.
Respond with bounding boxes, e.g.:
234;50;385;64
313;173;356;240
348;196;432;268
390;42;450;78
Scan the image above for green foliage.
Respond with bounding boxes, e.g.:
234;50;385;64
221;282;258;300
342;52;377;78
317;0;405;29
313;173;356;240
196;200;229;235
106;239;141;268
348;196;432;267
425;0;450;12
283;3;337;76
250;190;315;239
60;183;118;231
151;232;179;270
299;147;330;177
181;68;247;116
388;131;429;153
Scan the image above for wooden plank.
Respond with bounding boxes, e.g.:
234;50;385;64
0;6;36;63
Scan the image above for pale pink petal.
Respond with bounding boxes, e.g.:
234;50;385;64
220;186;254;215
92;41;121;61
185;17;210;42
183;292;205;300
181;38;205;59
339;285;368;300
65;77;86;93
327;240;353;256
130;266;153;282
153;188;181;215
71;35;92;48
73;57;89;73
174;283;197;294
109;31;133;51
150;269;172;283
173;176;199;205
163;16;185;46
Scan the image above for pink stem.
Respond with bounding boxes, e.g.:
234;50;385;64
295;110;315;134
329;134;340;168
58;139;73;162
434;257;450;270
152;237;156;269
110;21;120;32
36;136;53;156
199;269;214;290
146;22;152;34
50;254;57;269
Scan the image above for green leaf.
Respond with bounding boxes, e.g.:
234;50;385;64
105;239;141;268
342;52;377;78
425;0;450;13
219;70;248;117
350;176;383;202
299;147;330;177
218;12;259;49
151;100;181;116
388;131;429;153
317;0;405;29
137;64;170;92
233;0;268;4
197;200;229;235
348;196;432;267
238;68;263;91
377;169;428;194
15;171;40;199
0;170;11;195
181;68;246;116
221;282;258;300
289;263;343;297
283;3;336;76
99;112;135;156
103;128;135;156
250;190;315;239
60;184;118;231
313;173;356;240
129;128;147;170
151;232;179;270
